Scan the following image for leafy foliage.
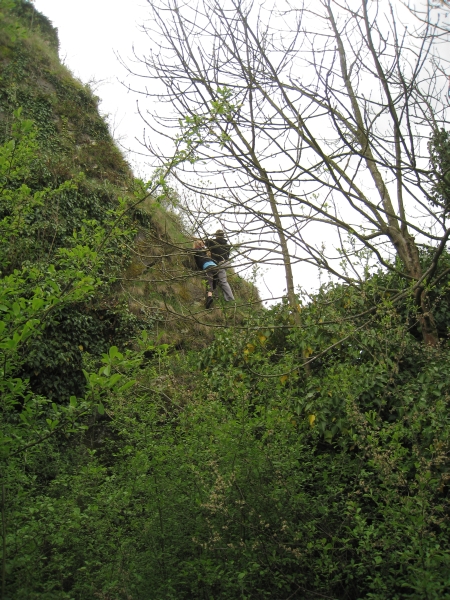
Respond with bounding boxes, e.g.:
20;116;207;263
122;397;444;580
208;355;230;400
0;105;144;598
3;274;450;599
0;109;137;401
430;129;450;210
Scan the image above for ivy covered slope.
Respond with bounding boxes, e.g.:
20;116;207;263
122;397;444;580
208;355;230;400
0;0;256;401
0;0;129;182
0;0;141;402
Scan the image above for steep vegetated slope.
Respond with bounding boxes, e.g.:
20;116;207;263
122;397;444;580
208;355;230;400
0;0;256;400
0;0;137;401
1;2;450;600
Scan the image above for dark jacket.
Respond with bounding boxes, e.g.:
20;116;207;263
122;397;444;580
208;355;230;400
206;236;230;263
194;249;216;270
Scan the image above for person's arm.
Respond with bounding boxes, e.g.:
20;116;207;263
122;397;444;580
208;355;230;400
204;239;214;258
193;249;204;270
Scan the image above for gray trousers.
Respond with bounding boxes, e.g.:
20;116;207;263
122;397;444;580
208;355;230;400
213;265;235;301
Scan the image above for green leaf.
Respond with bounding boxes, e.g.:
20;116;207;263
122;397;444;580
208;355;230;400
117;380;135;393
31;297;44;311
107;373;122;388
109;346;119;359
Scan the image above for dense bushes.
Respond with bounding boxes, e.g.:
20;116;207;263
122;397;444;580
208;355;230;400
3;273;450;599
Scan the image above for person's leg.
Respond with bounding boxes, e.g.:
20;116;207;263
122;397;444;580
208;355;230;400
205;271;214;308
212;271;219;298
205;271;215;294
216;268;235;301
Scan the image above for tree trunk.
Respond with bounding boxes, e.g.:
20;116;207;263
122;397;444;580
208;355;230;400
261;172;298;322
261;173;311;372
418;289;438;347
330;2;439;347
389;228;439;346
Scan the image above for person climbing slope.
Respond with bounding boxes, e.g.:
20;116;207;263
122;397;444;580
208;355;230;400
205;229;235;302
193;239;216;309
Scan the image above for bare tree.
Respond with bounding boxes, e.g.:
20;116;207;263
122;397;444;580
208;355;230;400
125;0;449;345
405;0;450;36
